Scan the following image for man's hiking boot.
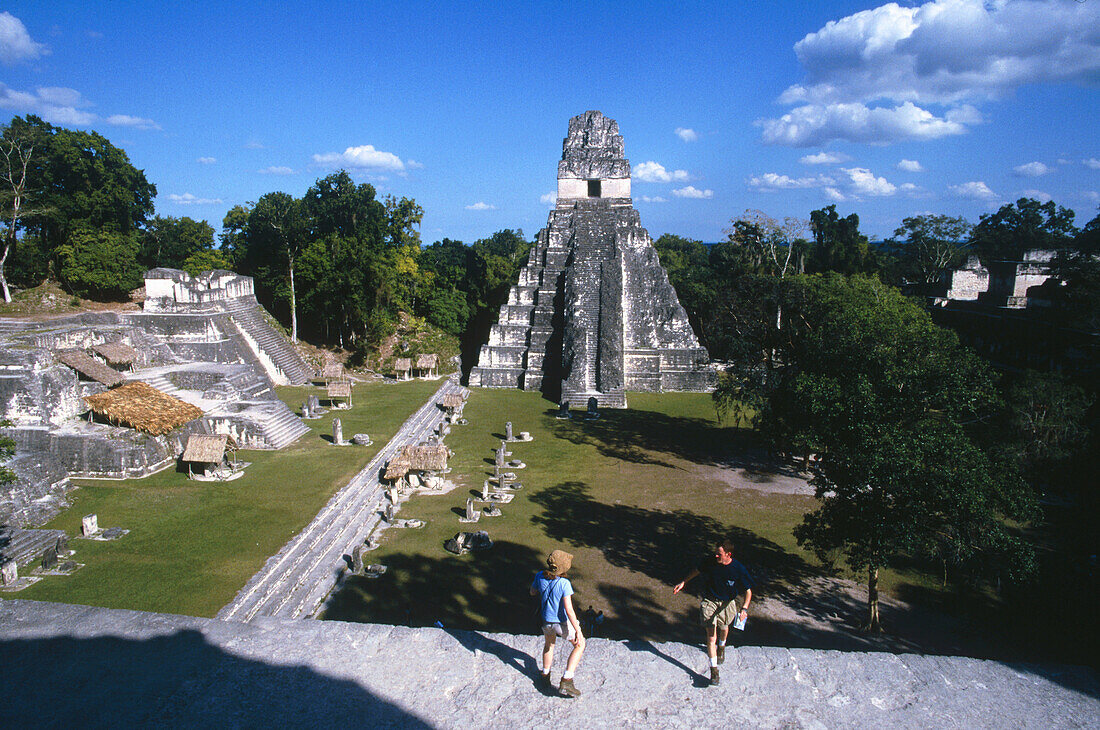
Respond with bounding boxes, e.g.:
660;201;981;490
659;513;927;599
537;673;552;690
558;677;581;698
709;667;721;686
716;645;725;665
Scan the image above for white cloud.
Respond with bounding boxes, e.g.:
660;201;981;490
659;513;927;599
0;12;47;65
674;127;698;142
406;159;425;169
842;167;896;196
763;0;1100;146
897;159;924;172
1080;191;1100;204
0;83;95;125
197;157;216;165
106;114;161;131
899;182;930;198
747;172;835;191
634;161;690;183
312;144;405;171
799;151;849;165
465;202;495;210
759;100;966;147
540;192;556;205
244;141;265;150
258;166;294;175
1013;161;1052;177
824;187;847;202
672;186;713;199
167;193;223;205
637;196;667;203
783;0;1100;106
1083;158;1100;170
949;181;998;201
1020;189;1052;203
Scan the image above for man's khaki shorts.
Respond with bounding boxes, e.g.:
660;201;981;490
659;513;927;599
700;596;744;629
542;621;575;641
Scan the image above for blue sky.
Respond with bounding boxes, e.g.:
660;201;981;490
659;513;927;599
1;1;1098;242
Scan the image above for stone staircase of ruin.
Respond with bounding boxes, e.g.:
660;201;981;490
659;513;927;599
222;299;312;385
0;525;67;568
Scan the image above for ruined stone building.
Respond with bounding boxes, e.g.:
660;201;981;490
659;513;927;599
469;111;715;407
0;269;312;526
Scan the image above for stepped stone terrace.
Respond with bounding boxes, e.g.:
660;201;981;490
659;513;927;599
0;269;311;527
469;111;715;408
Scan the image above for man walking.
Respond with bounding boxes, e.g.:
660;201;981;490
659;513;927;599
530;549;586;697
672;538;753;686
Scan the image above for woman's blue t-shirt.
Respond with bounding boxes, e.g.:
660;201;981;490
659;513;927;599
531;571;574;624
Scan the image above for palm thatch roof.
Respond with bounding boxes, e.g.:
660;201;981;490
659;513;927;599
401;443;449;471
322;362;344;380
415;353;438;369
383;454;411;480
84;381;204;435
92;341;137;366
55;349;125;387
393;358;412;372
440;393;464;409
327;382;352;398
181;433;237;463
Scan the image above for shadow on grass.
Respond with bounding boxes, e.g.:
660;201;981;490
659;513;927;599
324;540;547;634
545;406;802;477
529;481;817;590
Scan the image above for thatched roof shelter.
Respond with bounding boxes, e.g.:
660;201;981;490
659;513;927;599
393;358;412;372
181;433;237;463
383;454;411;481
415;354;438;369
322;362;344;380
56;349;125;387
440;393;464;409
84;381;204;435
401;443;449;472
327;382;352;399
92;342;138;367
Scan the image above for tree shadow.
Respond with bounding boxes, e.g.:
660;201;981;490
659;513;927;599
529;481;817;589
0;628;429;727
324;540;546;637
545;405;802;478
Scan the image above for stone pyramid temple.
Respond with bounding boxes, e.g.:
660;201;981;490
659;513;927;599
469;110;715;408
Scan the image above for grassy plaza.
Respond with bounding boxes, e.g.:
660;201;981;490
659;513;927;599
17;378;441;617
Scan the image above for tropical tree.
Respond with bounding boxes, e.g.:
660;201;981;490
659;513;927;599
245;192;306;341
891;214;972;286
766;275;1036;630
970;197;1077;264
806;205;878;275
0;120;44;301
140;215;216;270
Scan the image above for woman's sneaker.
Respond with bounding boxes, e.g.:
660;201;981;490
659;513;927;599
558;677;581;698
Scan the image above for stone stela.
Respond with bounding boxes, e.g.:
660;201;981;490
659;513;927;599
470;110;716;408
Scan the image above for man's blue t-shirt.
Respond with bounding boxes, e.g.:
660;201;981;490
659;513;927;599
531;571;574;624
696;557;754;602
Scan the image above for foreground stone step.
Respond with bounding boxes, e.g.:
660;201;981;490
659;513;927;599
0;599;1095;728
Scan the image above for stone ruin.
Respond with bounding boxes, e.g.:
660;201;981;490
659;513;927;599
470;111;716;407
0;268;312;526
940;250;1055;308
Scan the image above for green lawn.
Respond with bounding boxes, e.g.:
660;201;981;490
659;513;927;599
17;378;442;617
322;389;833;642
